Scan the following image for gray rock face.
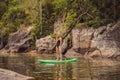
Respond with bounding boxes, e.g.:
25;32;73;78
5;27;33;53
72;29;80;51
0;35;3;49
90;22;120;57
65;49;81;58
0;68;34;80
36;36;55;54
72;26;95;54
72;22;120;58
61;36;70;54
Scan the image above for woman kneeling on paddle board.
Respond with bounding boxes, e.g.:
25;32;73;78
56;34;62;60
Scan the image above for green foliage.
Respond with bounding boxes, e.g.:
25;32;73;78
0;1;7;19
33;0;120;39
84;0;91;3
0;0;35;45
65;11;77;27
0;5;30;35
52;0;68;12
0;0;120;46
76;23;85;28
50;33;56;39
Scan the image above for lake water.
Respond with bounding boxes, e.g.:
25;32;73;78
0;54;120;80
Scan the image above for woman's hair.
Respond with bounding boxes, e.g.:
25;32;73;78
56;34;61;40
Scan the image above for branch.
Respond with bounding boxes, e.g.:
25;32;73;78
87;13;94;19
62;10;89;40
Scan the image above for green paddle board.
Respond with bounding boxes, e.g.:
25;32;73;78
37;58;77;63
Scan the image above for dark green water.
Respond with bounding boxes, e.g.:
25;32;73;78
0;54;120;80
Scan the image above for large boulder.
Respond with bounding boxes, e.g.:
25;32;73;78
61;36;69;54
5;26;33;53
0;35;3;49
72;26;95;54
36;36;55;54
90;22;120;58
0;68;34;80
65;49;81;58
72;21;120;58
72;28;80;51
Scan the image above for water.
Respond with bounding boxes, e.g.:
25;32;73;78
0;54;120;80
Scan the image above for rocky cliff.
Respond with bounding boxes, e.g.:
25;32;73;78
35;20;120;58
1;19;120;58
72;22;120;58
36;36;55;54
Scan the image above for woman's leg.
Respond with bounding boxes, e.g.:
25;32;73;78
56;47;60;60
59;46;62;60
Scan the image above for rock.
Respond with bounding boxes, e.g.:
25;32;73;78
54;17;67;35
72;21;120;58
93;26;107;37
54;17;120;58
72;28;80;51
0;35;3;49
5;26;33;53
65;49;81;58
90;22;120;57
36;35;70;54
61;36;69;54
36;35;55;54
54;18;63;34
79;27;95;54
88;50;102;57
72;26;94;54
0;68;34;80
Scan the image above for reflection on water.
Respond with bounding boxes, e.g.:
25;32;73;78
0;54;120;80
34;63;74;80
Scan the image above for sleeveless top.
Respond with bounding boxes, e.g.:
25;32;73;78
56;40;60;47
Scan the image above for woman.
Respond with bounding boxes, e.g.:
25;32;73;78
56;34;62;60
